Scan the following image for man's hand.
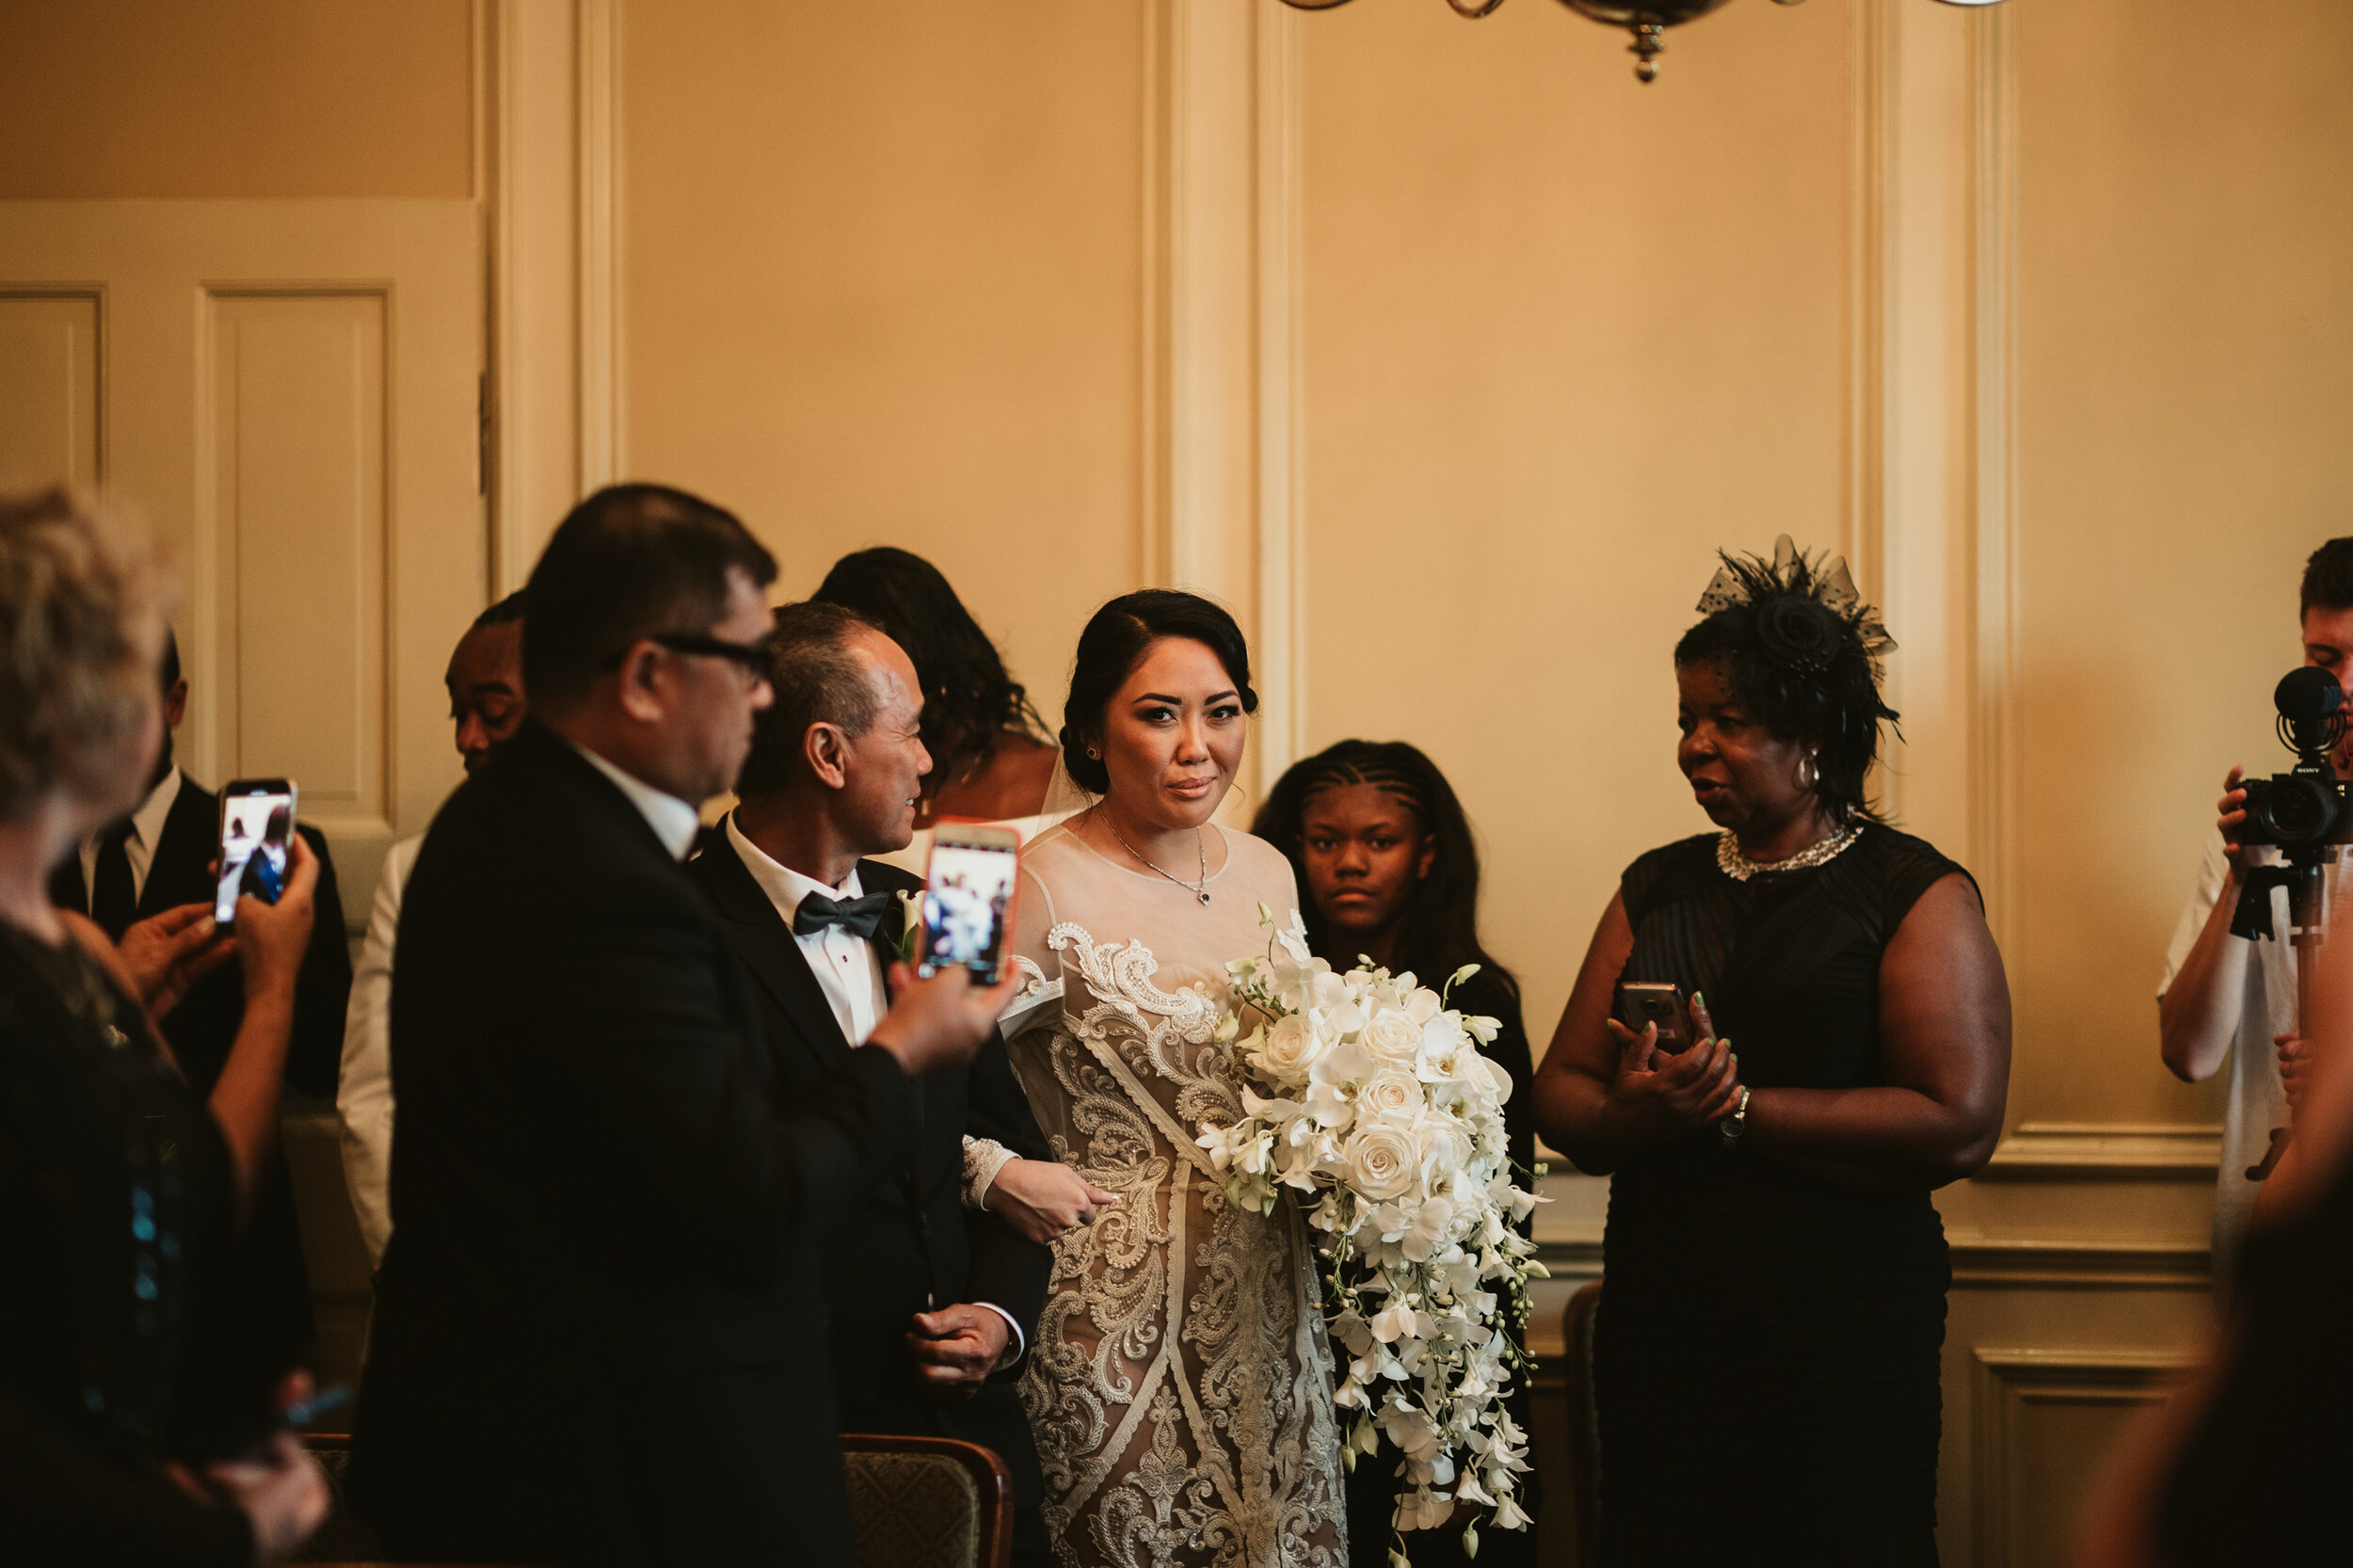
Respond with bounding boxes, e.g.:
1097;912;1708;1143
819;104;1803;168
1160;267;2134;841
2278;1031;2314;1112
867;962;1022;1078
117;903;233;1017
2218;764;2253;871
907;1304;1011;1400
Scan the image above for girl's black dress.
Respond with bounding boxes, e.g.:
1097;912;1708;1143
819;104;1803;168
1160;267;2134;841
1597;825;1967;1567
0;923;258;1563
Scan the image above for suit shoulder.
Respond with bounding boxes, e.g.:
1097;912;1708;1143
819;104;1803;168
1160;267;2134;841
860;858;925;896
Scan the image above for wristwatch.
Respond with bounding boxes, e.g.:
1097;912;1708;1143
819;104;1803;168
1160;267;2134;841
1719;1086;1752;1150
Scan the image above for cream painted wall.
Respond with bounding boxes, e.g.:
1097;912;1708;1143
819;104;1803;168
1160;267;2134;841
1296;0;1855;1046
616;0;1146;712
2010;0;2353;1130
0;0;473;199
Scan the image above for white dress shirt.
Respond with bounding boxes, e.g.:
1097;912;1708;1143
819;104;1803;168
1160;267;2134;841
725;813;1022;1361
727;815;888;1047
569;741;702;860
76;764;183;906
339;835;421;1266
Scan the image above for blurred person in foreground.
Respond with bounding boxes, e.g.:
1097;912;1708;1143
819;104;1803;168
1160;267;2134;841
688;600;1059;1566
2156;536;2353;1288
1255;738;1540;1568
336;588;527;1269
351;486;1016;1568
2079;918;2353;1566
0;487;329;1562
1531;537;2010;1567
50;625;352;1393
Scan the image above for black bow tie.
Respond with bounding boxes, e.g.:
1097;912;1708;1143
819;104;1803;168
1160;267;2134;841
792;888;894;941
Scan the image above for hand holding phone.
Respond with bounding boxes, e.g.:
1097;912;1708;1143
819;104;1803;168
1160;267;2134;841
214;779;298;929
1616;981;1694;1054
919;825;1019;986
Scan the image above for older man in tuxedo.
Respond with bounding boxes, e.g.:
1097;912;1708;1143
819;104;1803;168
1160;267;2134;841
689;601;1055;1565
353;486;1016;1568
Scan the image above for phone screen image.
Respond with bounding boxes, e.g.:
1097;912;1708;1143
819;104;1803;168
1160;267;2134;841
920;833;1018;984
216;784;296;925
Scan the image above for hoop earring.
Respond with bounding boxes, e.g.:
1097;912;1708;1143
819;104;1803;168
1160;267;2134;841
1087;747;1099;760
1797;751;1817;792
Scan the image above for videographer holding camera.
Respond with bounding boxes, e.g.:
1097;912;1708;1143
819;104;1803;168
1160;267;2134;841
2158;537;2353;1287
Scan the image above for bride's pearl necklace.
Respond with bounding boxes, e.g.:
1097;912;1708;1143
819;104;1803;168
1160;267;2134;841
1717;822;1864;882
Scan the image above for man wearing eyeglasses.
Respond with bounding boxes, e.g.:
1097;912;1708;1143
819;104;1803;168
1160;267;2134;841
353;485;1020;1568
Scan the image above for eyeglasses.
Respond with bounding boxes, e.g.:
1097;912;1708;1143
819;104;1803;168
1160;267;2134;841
602;632;774;677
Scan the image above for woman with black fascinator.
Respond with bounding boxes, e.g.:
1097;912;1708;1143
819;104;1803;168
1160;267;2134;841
1532;537;2011;1567
1254;741;1538;1568
813;546;1059;824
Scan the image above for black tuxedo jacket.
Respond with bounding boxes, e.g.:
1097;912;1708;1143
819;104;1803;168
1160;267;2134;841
686;829;1052;1509
49;772;350;1414
351;722;922;1568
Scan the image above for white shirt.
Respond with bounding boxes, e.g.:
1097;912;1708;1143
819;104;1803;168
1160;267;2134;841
725;813;1022;1361
338;835;421;1266
727;815;888;1047
569;741;702;860
76;765;184;906
2157;829;2327;1287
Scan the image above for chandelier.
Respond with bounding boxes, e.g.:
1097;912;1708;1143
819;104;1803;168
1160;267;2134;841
1274;0;2009;85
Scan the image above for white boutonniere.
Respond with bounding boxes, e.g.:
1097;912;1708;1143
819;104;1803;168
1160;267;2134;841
892;889;926;964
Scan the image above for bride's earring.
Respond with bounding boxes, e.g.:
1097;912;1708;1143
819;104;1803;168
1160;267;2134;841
1087;747;1099;760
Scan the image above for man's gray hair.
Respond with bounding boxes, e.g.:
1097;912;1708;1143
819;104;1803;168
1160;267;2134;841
736;600;888;797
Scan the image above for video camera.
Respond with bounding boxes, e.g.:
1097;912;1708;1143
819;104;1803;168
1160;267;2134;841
2230;665;2350;942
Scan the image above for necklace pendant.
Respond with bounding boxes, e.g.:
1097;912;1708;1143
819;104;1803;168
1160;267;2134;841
1197;890;1211;905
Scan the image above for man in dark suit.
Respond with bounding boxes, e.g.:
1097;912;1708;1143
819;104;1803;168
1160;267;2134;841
688;601;1056;1565
352;486;1016;1568
50;628;351;1422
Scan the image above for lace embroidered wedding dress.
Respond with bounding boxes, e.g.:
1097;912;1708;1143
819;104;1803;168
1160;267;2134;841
1003;819;1348;1568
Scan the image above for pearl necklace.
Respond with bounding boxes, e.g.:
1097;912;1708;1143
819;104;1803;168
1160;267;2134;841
1716;822;1864;882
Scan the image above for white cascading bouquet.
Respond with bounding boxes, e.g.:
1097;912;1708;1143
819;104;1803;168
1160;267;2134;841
1193;908;1545;1564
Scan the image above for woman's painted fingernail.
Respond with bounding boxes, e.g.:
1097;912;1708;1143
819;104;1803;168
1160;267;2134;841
1690;991;1705;1009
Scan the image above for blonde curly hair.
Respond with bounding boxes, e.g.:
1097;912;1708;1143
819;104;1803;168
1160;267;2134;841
0;488;170;821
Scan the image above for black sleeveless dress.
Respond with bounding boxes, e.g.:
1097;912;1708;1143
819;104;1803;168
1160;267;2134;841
1595;826;1967;1567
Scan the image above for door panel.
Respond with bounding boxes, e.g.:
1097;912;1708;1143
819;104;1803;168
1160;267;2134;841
0;200;484;924
0;290;100;488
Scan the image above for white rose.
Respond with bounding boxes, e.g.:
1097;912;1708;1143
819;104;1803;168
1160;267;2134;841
1253;1014;1325;1084
1356;1070;1423;1124
1362;1009;1424;1067
1343;1124;1421;1203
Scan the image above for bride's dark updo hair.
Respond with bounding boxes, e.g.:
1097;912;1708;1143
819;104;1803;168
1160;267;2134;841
1062;589;1257;794
1674;539;1900;824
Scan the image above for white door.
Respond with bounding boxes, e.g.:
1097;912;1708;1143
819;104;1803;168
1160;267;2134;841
0;199;487;922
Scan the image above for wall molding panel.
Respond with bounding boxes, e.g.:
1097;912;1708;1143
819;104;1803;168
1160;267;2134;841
1141;0;1306;800
1970;1349;2196;1568
0;287;104;489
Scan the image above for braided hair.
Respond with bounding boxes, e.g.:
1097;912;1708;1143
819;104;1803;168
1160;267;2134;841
1675;538;1900;824
1252;739;1516;1003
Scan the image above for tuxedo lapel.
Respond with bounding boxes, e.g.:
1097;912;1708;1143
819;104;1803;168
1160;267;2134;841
139;779;218;920
699;832;856;1078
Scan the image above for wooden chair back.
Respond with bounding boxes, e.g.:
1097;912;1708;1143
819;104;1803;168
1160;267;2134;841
841;1432;1015;1568
1561;1280;1605;1566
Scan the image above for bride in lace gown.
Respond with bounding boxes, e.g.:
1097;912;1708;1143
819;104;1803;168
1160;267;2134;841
1002;592;1347;1568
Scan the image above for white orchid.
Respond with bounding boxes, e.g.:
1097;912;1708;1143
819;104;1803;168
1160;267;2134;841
1206;911;1544;1564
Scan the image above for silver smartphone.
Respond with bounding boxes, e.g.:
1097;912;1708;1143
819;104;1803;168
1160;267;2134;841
919;824;1020;985
1615;981;1693;1053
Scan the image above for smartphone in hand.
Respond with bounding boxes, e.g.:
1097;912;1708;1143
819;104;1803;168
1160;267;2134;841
919;824;1019;986
215;779;297;929
1615;981;1694;1054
